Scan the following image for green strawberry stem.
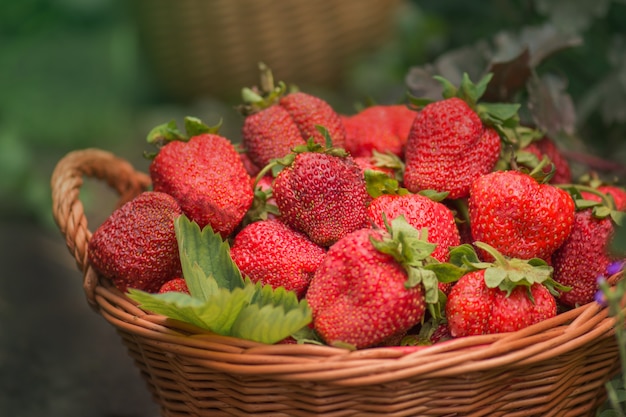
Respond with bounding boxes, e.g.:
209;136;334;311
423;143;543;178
238;62;288;115
525;155;556;184
146;117;221;149
369;215;441;306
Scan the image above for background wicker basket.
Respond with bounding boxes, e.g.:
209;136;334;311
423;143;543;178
51;148;625;417
128;0;403;101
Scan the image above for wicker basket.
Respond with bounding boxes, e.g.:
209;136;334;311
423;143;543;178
51;148;624;417
128;0;402;100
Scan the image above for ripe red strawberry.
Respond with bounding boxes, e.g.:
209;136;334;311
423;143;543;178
149;122;254;238
230;219;327;298
158;277;190;294
306;216;443;349
239;64;346;168
272;139;370;247
367;193;460;263
522;135;572;184
445;243;559;337
447;270;557;337
403;74;517;199
341;104;417;158
551;189;623;307
88;191;183;293
469;170;575;261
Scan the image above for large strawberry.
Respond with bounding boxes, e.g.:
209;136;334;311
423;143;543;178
239;63;346;168
445;243;560;337
147;118;254;238
88;191;183;293
341;104;417;158
230;219;327;298
305;216;443;349
403;73;520;199
270;134;370;247
552;188;624;307
468;169;575;261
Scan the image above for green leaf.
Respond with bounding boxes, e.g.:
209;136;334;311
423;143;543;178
175;215;244;298
184;116;221;137
448;244;481;268
238;281;312;345
417;189;450;202
370;216;443;306
459;72;493;106
146;120;187;146
231;299;312;344
364;169;402;198
611;210;624;227
127;276;313;344
483;268;509;289
594;205;613;219
477;102;521;124
127;282;256;335
407;93;435;109
424;262;466;283
315;124;333;148
241;87;265;104
433;75;458;99
406;268;439;304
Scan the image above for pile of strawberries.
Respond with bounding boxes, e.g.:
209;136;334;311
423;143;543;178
87;66;625;350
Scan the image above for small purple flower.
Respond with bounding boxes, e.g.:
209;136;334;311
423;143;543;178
607;260;625;276
594;275;608;306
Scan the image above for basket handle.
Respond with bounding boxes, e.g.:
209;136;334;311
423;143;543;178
51;148;151;305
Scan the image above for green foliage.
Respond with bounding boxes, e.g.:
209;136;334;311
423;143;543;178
128;215;312;344
348;0;626;174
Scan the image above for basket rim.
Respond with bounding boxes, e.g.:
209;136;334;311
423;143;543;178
51;148;625;387
89;274;622;386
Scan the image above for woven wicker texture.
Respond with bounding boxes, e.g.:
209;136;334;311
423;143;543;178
128;0;402;100
51;149;625;416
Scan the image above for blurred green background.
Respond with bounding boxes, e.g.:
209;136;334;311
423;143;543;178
1;1;625;416
2;0;625;230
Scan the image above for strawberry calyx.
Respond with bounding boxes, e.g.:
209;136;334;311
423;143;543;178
469;242;568;299
365;169;410;198
241;186;281;227
369;215;442;305
495;127;549;170
371;149;406;180
516;154;557;184
365;168;448;201
145;116;222;157
252;125;348;184
237;62;288;116
557;183;624;225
